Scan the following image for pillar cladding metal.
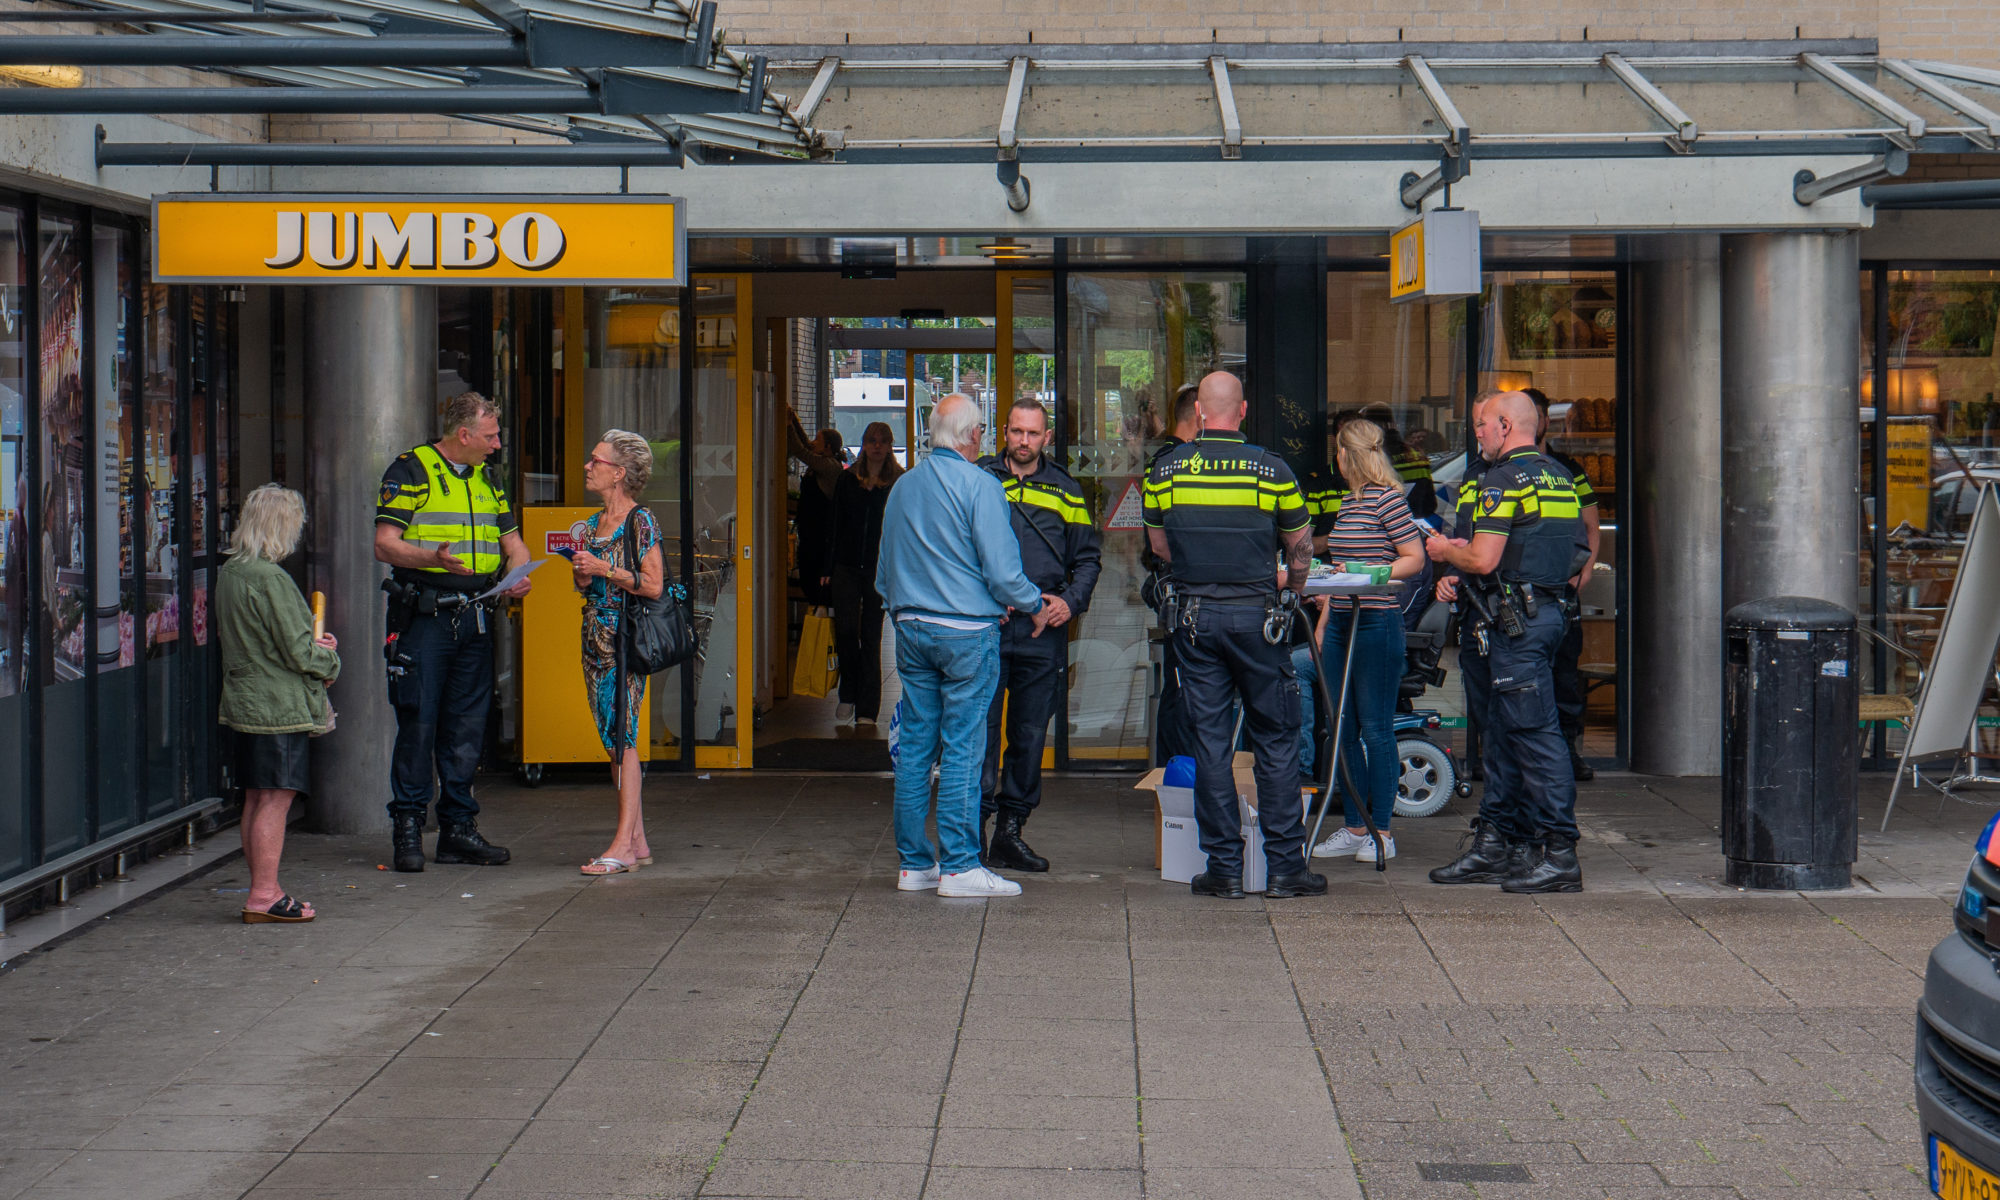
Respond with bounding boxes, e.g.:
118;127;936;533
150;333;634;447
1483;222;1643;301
304;287;436;835
1630;236;1724;776
1720;233;1861;616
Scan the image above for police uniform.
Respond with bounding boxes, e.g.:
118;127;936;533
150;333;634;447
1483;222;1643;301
1394;447;1438;520
1143;430;1318;895
1455;445;1588;892
977;455;1102;870
1544;447;1597;772
375;444;517;870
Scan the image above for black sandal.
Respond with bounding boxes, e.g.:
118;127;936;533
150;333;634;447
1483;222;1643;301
242;895;314;924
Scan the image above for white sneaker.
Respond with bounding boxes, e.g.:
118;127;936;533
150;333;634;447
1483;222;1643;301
937;867;1022;898
897;865;941;891
835;703;855;723
1356;834;1397;863
1311;828;1368;858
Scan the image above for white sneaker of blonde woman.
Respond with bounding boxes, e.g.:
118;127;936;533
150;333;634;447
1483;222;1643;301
937;866;1021;898
1311;828;1368;858
1356;833;1397;863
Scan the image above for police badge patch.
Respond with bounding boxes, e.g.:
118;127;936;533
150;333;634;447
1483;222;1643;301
1479;486;1504;514
380;482;400;507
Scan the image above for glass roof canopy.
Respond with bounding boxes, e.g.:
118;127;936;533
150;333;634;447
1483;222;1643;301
768;52;2000;162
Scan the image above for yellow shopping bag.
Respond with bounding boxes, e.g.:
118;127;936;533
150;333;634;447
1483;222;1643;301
792;607;839;698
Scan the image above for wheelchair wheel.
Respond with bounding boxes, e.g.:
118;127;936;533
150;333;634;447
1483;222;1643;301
1393;737;1456;818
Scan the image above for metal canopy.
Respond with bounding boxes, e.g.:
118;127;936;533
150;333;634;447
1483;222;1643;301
768;44;2000;166
2;0;812;162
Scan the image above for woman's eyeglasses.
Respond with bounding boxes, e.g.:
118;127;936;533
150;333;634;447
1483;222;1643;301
584;455;617;470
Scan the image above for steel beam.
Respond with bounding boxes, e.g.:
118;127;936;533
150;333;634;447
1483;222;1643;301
598;71;743;116
997;55;1028;151
96;140;684;165
1402;55;1468;154
0;33;522;66
790;55;839;123
1602;52;1697;148
1881;59;2000;148
1208;55;1241;159
0;8;368;21
1800;52;1925;145
0;84;591;113
1793;147;1907;205
1862;178;2000;207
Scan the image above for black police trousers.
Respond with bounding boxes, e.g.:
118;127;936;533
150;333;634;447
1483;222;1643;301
387;608;492;825
1457;618;1517;838
1154;633;1194;766
1174;602;1307;879
982;619;1063;821
1553;590;1585;745
1485;604;1578;842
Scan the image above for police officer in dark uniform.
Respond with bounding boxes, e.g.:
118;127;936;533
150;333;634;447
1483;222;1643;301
1142;372;1323;900
978;398;1102;872
1524;388;1601;781
1144;383;1203;766
373;392;534;873
1424;391;1588;893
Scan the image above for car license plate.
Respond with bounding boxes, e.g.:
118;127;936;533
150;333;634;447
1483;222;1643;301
1934;1136;2000;1199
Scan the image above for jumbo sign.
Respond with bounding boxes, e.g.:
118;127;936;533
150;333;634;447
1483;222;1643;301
151;195;683;286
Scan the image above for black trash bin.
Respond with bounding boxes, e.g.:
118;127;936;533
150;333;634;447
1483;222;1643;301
1722;597;1858;890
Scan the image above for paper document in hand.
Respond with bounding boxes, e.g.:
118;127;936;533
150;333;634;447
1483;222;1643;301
474;558;552;602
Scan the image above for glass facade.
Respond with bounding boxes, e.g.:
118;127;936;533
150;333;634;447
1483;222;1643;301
1;194;226;893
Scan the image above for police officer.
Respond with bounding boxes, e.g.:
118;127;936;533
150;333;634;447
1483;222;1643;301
1142;372;1323;900
1145;383;1203;766
979;399;1102;872
1424;391;1588;893
1524;388;1601;782
373;392;534;873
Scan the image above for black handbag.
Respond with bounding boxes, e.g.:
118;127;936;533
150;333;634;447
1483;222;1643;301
620;511;698;674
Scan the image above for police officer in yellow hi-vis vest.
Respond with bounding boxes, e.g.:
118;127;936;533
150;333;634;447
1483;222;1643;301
1143;372;1324;901
373;392;534;873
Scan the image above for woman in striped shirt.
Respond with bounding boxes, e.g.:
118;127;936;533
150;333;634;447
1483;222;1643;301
1310;418;1427;863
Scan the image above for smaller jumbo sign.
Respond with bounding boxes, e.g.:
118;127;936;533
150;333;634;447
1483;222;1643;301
1389;208;1481;304
152;194;684;286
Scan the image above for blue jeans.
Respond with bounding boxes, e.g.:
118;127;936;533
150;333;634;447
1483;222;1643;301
892;619;1000;874
1326;606;1406;832
1290;643;1317;776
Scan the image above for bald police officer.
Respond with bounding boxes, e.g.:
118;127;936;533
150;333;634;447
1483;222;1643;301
374;392;533;873
1143;372;1324;900
1424;391;1589;893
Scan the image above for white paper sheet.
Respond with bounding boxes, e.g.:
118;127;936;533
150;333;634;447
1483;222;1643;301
473;557;553;602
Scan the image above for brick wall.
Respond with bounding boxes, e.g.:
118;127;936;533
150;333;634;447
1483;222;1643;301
0;4;266;142
266;114;564;146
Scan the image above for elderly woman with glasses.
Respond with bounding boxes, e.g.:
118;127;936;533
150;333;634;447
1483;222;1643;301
570;430;665;875
216;483;341;923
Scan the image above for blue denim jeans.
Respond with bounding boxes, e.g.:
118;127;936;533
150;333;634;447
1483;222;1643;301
1326;606;1406;832
1290;643;1317;776
892;618;1000;874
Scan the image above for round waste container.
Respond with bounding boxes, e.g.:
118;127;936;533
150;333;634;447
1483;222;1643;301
1722;597;1858;890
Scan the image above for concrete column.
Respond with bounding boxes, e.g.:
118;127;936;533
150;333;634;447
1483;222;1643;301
1720;234;1861;615
304;286;436;835
1629;236;1724;776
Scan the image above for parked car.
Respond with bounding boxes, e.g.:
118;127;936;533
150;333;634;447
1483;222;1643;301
1917;810;2000;1198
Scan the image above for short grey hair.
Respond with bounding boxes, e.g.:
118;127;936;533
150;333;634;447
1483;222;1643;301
230;483;306;563
442;390;500;438
928;393;982;454
599;428;653;498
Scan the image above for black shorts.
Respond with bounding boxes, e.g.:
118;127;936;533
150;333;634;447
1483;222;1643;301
238;731;311;795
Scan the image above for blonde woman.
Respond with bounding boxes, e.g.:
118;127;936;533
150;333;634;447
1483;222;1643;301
570;430;665;875
829;421;902;724
1310;418;1426;864
217;484;340;923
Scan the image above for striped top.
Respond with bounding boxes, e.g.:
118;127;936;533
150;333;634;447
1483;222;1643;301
1324;485;1422;610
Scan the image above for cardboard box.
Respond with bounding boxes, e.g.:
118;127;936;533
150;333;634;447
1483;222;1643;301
1140;757;1268;892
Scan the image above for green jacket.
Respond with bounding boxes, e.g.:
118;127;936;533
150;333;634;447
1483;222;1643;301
216;552;342;736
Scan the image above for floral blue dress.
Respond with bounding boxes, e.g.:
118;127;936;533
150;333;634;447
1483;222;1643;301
580;506;661;756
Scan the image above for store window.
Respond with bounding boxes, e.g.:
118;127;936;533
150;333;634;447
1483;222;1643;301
93;220;142;836
0;201;27;878
38;205;88;857
1860;267;2000;758
1062;271;1246;763
143;271;183;815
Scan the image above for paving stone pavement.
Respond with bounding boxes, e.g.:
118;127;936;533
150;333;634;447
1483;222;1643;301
0;770;1980;1200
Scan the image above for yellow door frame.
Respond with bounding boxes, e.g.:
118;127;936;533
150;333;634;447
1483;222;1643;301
695;274;756;770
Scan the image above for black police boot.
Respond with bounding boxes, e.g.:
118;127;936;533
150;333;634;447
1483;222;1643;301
977;814;993;869
1428;819;1514;885
987;813;1049;873
1190;872;1246;899
391;814;426;873
1569;743;1596;782
1264;870;1329;899
1502;834;1583;894
434;820;511;866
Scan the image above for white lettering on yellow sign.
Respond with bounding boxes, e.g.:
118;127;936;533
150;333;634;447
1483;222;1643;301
261;208;567;273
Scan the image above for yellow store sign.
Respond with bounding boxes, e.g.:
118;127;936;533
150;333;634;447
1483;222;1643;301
151;194;684;286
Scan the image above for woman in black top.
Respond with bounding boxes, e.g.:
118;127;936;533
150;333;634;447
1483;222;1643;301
829;421;901;723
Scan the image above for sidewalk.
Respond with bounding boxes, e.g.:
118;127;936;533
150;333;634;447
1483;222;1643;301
0;770;1971;1200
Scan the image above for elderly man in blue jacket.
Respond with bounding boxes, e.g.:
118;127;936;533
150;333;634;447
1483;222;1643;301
877;393;1054;899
